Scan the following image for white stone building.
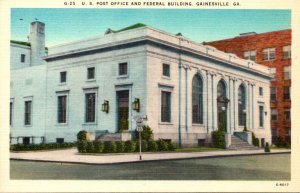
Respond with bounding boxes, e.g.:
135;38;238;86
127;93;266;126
10;21;272;147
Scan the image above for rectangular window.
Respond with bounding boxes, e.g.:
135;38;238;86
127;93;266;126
259;106;264;127
259;87;263;96
283;45;291;59
60;71;67;83
271;109;278;122
24;101;32;125
119;62;128;76
284;86;290;100
284;109;291;122
85;93;96;123
270;68;276;80
263;48;276;61
270;87;276;101
58;96;67;123
244;50;256;62
284;66;291;80
10;102;13;126
87;67;95;80
285;127;291;144
21;54;25;63
161;91;171;122
56;138;64;144
23;137;30;145
271;128;278;144
162;64;170;77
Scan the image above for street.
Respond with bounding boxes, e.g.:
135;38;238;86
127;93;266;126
10;153;290;180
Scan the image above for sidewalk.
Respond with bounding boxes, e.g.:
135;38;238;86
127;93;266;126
10;148;291;165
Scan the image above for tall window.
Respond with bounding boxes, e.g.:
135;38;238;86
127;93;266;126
244;50;256;61
284;86;290;100
263;48;276;61
58;96;67;123
283;45;291;59
284;109;291;122
238;84;246;126
271;109;278;122
85;93;96;122
161;91;171;122
285;128;291;144
284;66;291;80
21;54;25;63
87;67;95;80
270;87;276;101
259;106;264;127
10;102;13;126
271;128;278;144
119;62;128;76
60;71;67;83
162;64;170;77
192;75;203;124
270;68;276;80
24;101;32;125
259;87;263;96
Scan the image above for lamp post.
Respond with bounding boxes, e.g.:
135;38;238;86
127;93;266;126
221;106;226;131
243;109;247;131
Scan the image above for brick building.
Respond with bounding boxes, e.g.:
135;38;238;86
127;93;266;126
207;29;291;146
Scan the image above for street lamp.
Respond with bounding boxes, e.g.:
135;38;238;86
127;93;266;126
102;100;109;113
243;109;247;131
132;98;140;112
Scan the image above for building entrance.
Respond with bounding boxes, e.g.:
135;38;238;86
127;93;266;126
117;90;129;132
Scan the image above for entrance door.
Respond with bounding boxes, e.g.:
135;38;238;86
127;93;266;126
117;90;129;132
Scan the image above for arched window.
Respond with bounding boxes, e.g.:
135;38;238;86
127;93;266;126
238;84;246;126
217;80;228;131
192;75;203;124
217;80;226;98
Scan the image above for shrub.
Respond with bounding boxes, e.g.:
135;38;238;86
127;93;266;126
124;140;136;153
116;141;125;153
135;140;148;152
147;140;158;152
135;125;154;141
252;132;259;147
103;141;116;153
212;130;225;148
264;142;271;153
167;141;177;151
77;141;88;153
93;141;104;153
86;141;95;153
77;130;88;141
157;139;169;151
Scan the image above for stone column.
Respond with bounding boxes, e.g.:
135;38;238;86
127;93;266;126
228;77;233;134
206;70;212;133
211;72;217;131
232;78;237;131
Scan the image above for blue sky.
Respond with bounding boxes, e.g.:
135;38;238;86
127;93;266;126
11;9;291;47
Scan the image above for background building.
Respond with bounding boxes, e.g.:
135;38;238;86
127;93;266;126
206;29;291;146
10;21;273;147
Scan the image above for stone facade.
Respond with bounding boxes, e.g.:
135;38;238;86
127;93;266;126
10;22;273;147
207;29;291;145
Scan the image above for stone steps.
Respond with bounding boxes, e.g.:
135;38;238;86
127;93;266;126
228;135;259;150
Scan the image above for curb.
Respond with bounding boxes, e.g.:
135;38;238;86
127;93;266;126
10;151;291;166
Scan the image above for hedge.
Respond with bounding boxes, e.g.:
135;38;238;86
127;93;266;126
77;139;176;153
156;139;168;151
103;141;117;153
10;143;76;152
124;140;136;153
